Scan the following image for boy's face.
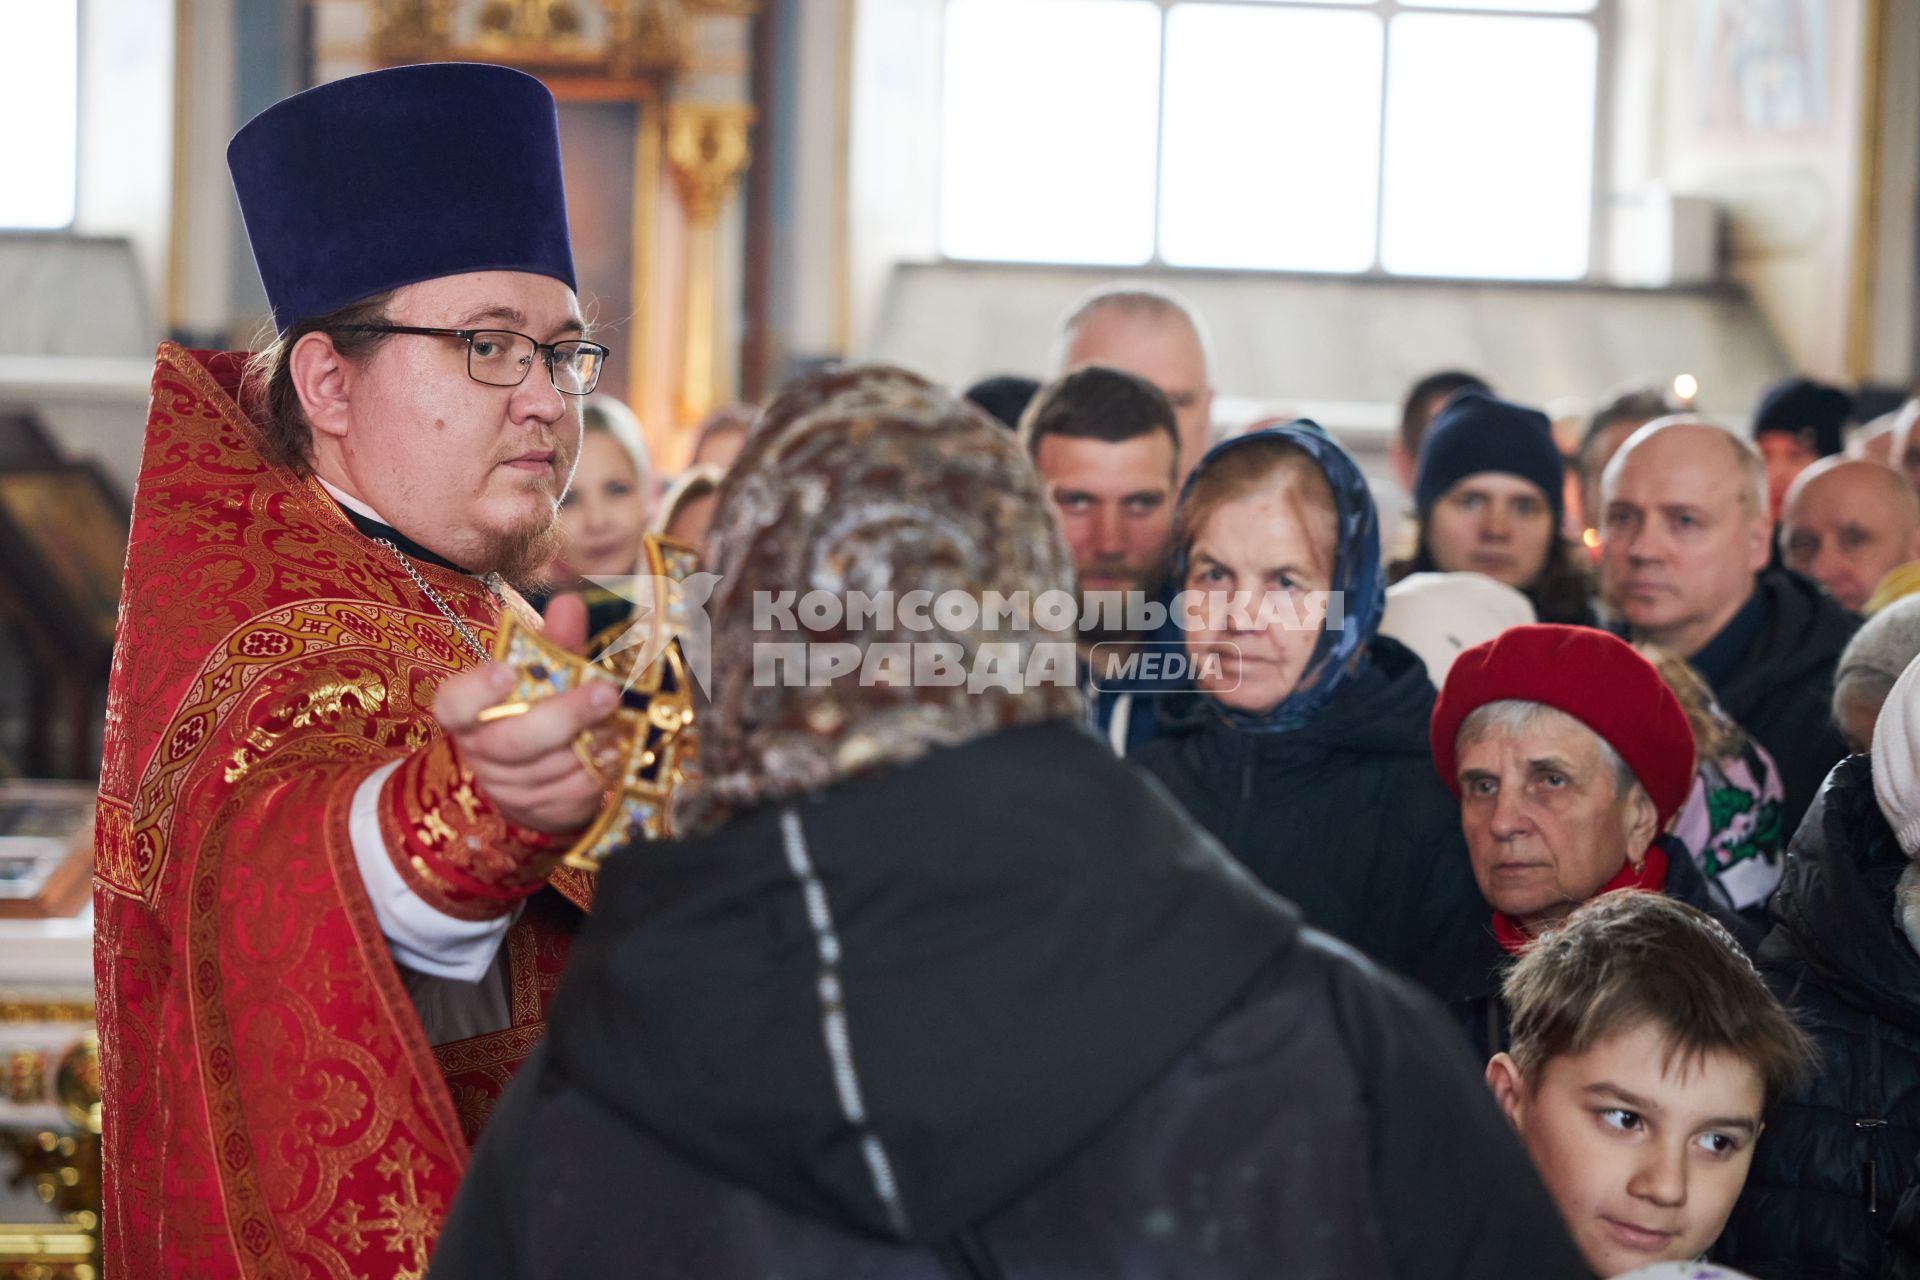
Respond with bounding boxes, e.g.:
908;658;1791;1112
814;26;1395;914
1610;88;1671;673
1487;1021;1765;1277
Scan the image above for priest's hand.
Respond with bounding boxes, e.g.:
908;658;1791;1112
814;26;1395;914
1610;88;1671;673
431;594;616;835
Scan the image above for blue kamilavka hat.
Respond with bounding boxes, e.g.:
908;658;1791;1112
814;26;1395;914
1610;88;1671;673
227;62;577;332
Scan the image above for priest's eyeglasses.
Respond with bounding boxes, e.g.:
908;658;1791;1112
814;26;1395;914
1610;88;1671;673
335;325;610;395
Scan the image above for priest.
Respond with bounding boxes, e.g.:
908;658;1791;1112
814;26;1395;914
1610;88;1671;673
94;63;621;1278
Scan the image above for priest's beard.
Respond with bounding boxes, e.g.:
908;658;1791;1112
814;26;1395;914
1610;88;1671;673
487;512;565;593
480;440;576;591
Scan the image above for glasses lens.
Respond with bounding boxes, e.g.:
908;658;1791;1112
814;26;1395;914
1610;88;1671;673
468;331;535;387
551;341;605;395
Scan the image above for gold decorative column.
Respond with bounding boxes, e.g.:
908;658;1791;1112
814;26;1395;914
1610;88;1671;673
666;103;754;426
1844;0;1888;381
0;1012;101;1279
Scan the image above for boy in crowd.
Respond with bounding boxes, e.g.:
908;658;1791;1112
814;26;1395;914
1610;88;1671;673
1485;892;1814;1278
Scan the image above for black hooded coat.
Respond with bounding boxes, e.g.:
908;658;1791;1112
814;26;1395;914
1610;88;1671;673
429;723;1589;1279
1715;756;1920;1279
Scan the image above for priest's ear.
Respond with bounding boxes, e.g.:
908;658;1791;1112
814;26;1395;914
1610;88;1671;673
289;331;356;443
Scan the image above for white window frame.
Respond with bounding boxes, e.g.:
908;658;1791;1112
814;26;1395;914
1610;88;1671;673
935;0;1617;282
0;0;82;232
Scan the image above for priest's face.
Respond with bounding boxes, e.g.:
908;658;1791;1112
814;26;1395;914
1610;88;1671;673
330;270;586;582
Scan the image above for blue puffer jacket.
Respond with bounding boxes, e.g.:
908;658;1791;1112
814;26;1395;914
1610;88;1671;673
1716;755;1920;1279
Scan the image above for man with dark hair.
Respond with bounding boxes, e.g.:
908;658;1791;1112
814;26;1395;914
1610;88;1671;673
1391;368;1493;493
95;64;640;1277
1021;365;1181;753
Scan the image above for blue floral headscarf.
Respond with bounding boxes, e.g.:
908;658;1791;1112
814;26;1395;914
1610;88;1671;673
1172;421;1385;734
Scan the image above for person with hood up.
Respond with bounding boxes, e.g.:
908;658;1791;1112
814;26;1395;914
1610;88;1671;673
1132;424;1487;976
1714;651;1920;1279
429;368;1592;1279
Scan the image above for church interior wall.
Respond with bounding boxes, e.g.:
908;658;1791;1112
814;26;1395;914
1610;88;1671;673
757;0;1918;438
7;2;1912;491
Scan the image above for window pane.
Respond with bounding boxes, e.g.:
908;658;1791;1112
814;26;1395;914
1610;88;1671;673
0;0;78;229
939;0;1160;265
1159;6;1383;272
1380;14;1596;279
1402;0;1595;10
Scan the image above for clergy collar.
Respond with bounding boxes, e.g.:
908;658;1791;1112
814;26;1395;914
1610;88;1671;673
316;476;473;575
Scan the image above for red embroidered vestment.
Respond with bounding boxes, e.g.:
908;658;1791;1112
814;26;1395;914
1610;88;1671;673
94;343;593;1279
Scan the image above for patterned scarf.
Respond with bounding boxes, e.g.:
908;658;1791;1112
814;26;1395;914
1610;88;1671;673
685;365;1085;827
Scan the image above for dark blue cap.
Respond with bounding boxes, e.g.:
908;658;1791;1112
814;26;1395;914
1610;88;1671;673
228;63;577;332
1753;376;1852;458
1414;391;1563;522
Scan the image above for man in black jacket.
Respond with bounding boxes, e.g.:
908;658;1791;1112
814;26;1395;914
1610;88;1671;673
429;366;1591;1279
1600;418;1858;835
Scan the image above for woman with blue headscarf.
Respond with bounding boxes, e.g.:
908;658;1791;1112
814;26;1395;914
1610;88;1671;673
1134;424;1485;976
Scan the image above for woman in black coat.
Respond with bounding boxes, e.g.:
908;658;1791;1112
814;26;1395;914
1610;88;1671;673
1133;424;1485;977
1714;752;1920;1279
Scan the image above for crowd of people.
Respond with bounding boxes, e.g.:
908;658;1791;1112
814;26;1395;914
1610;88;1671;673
96;60;1920;1280
495;273;1920;1279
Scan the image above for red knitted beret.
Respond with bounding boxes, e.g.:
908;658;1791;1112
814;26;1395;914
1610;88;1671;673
1429;624;1697;828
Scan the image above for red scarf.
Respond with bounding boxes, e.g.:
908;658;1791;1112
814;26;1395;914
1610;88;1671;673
1492;843;1669;956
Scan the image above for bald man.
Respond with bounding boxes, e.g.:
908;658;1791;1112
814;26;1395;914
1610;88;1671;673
1601;418;1857;833
1054;285;1214;483
1779;457;1920;614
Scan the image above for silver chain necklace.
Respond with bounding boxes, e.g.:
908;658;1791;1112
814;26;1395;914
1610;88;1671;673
376;537;504;665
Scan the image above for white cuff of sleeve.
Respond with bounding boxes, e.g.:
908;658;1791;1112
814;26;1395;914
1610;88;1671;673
350;759;518;982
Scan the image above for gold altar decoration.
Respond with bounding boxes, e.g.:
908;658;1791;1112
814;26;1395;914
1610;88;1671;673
0;1022;100;1278
370;0;752;76
0;1224;96;1280
667;103;754;426
487;534;701;870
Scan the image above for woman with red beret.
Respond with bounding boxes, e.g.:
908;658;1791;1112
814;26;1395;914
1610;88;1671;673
1428;623;1723;1054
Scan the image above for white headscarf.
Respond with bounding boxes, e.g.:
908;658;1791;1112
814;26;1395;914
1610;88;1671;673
1870;650;1920;948
1379;571;1536;688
